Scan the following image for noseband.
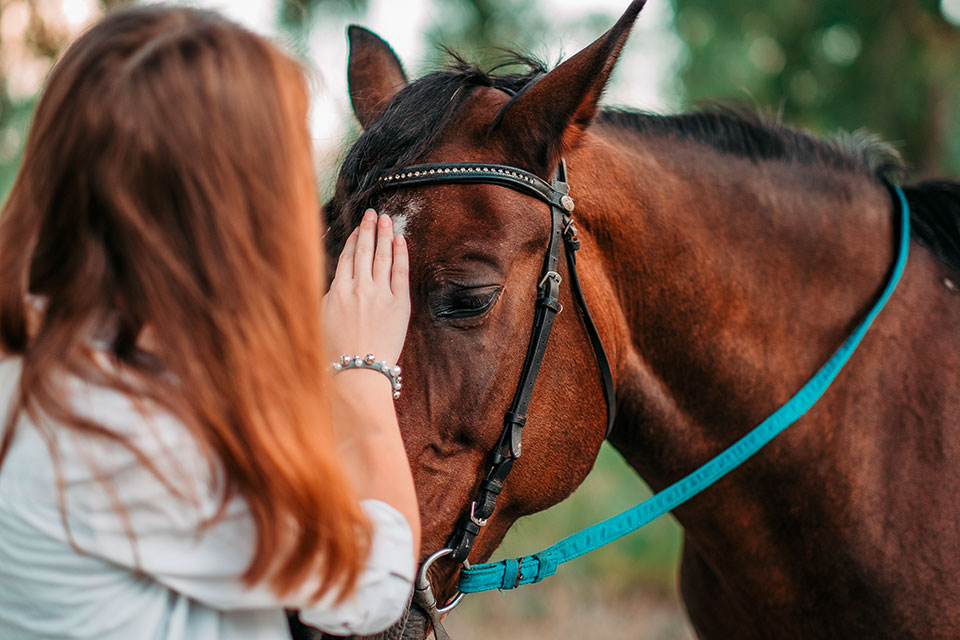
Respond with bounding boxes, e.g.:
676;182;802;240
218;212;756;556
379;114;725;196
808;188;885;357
376;159;616;636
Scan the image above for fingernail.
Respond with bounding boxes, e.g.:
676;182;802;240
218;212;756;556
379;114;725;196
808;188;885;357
396;235;406;246
379;214;391;227
363;208;376;222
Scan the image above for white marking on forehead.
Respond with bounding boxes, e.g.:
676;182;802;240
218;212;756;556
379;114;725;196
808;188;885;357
391;214;409;238
383;194;424;237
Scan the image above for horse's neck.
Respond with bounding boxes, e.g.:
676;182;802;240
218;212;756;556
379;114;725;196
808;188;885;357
571;127;897;501
572;128;960;635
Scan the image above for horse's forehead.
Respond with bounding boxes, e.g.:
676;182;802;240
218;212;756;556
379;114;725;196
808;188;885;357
381;184;542;240
380;192;423;237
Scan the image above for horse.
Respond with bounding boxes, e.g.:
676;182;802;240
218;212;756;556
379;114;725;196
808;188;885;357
304;1;960;638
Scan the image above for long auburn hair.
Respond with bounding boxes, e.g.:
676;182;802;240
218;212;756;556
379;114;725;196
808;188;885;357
0;6;370;600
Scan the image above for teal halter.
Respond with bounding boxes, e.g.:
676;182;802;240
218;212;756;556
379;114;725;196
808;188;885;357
458;185;911;595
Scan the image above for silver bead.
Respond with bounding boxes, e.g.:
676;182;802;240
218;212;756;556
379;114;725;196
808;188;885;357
393;391;401;400
353;355;362;366
364;353;376;364
390;365;402;377
380;360;388;370
332;362;342;371
340;355;352;366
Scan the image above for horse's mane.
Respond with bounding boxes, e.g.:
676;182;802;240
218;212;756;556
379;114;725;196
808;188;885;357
328;52;960;274
597;107;905;181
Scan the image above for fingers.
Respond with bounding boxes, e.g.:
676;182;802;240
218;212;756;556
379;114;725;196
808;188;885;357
353;208;377;281
323;208;410;367
391;235;409;298
342;209;402;290
335;227;360;282
373;214;394;283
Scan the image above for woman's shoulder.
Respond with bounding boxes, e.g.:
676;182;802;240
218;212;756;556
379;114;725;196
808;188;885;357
1;352;194;452
0;352;222;528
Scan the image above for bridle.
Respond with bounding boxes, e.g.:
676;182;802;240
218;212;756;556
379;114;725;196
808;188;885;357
376;158;616;638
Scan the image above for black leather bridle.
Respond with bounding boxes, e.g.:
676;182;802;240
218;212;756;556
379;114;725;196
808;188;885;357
312;125;617;640
377;158;616;590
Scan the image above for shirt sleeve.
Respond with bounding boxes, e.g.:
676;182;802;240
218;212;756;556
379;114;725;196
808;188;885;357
298;500;415;635
21;377;415;636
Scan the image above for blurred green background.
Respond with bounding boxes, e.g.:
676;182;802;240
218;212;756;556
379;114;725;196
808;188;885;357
2;0;958;200
2;1;958;636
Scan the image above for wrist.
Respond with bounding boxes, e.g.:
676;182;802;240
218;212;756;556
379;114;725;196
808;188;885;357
331;353;402;399
329;370;402;457
332;367;394;399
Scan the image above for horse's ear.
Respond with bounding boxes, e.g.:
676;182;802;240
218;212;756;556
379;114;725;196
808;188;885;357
488;0;646;170
347;26;408;129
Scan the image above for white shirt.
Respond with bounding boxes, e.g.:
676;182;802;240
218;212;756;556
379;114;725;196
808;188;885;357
0;356;415;640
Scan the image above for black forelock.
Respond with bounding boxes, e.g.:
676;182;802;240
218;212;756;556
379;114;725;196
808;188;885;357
325;52;547;255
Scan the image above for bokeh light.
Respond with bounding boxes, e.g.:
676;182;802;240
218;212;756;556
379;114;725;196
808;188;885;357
943;0;960;26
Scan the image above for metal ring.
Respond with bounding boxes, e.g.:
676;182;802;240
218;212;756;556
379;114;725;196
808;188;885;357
437;590;465;615
416;548;471;615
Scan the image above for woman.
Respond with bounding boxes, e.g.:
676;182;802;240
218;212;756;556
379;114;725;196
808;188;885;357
0;6;418;639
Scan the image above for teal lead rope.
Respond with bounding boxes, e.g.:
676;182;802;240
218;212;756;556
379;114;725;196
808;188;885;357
458;186;911;594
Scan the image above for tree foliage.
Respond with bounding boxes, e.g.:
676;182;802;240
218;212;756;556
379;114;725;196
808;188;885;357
278;0;367;49
422;0;550;69
2;0;957;196
0;1;135;194
671;0;960;178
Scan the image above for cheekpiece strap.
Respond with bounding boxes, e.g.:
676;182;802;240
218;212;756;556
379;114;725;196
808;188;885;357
443;162;568;563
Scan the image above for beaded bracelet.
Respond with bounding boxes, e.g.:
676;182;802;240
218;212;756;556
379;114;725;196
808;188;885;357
332;354;403;399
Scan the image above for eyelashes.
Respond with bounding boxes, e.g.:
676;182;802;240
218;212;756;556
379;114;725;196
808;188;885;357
434;287;502;320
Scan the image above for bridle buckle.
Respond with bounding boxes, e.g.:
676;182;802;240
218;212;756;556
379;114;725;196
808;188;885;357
469;501;488;528
538;270;562;291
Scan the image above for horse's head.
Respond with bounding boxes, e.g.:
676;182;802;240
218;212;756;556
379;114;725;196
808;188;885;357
324;2;645;636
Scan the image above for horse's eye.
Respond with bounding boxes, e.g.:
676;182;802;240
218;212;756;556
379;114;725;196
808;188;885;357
435;286;502;320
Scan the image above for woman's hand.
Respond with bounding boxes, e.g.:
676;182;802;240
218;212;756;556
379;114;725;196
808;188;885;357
322;209;421;555
323;209;409;367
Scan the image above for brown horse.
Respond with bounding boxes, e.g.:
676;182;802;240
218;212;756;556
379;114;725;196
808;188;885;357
305;2;960;638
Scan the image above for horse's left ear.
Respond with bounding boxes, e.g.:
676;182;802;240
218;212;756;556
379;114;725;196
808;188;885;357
347;26;408;129
488;0;646;170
